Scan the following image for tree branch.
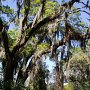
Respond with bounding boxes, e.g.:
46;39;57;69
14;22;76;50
12;0;77;55
31;0;46;27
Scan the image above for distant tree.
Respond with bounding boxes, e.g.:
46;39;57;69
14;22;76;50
65;47;90;90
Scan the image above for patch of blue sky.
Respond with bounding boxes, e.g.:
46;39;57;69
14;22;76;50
43;56;55;72
57;0;90;26
2;0;17;11
2;0;17;30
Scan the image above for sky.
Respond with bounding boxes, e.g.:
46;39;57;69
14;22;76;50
56;0;90;26
1;0;90;72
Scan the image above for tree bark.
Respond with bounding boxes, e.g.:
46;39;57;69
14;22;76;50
4;56;14;90
0;18;14;90
55;52;64;90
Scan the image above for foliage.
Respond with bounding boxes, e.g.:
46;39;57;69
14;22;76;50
0;80;26;90
65;48;90;90
37;43;50;51
64;83;74;90
45;1;59;16
8;29;20;50
0;5;14;16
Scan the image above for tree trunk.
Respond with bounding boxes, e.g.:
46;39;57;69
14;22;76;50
33;59;47;90
4;57;14;90
55;52;64;90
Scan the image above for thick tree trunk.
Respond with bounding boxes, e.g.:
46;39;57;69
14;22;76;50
55;52;64;90
33;60;47;90
4;57;14;90
0;18;14;90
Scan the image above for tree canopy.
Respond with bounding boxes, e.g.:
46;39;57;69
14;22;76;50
0;0;90;90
